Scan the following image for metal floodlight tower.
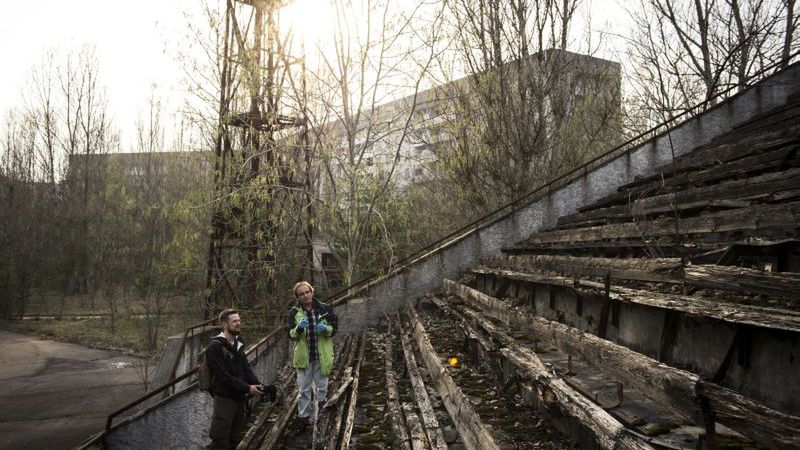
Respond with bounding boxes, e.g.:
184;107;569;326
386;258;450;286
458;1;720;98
205;0;306;316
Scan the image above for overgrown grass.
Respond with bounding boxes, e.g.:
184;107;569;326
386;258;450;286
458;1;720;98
1;292;287;356
2;316;189;356
1;292;205;356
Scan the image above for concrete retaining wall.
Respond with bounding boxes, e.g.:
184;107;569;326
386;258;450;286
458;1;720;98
334;62;800;334
89;329;288;450
149;326;221;398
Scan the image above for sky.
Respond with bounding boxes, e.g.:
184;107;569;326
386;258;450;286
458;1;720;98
0;0;192;149
0;0;630;151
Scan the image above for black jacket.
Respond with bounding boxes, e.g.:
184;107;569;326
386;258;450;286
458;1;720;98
207;333;260;400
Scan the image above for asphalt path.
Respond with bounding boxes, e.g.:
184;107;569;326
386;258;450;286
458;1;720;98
0;329;147;450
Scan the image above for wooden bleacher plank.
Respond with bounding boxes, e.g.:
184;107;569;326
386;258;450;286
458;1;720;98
443;279;800;449
562;166;800;226
470;267;800;332
525;200;800;246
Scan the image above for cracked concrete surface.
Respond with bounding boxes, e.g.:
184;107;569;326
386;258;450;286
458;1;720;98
0;329;147;450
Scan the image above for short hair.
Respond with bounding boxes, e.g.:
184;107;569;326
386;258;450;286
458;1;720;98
293;281;314;297
218;309;238;324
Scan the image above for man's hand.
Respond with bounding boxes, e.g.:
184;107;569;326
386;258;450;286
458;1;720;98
297;318;309;329
315;322;328;333
249;385;263;396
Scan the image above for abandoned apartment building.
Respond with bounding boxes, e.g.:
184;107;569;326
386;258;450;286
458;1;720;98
76;57;800;449
307;49;621;288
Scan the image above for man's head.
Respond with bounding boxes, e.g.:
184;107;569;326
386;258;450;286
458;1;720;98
219;309;242;336
293;281;314;310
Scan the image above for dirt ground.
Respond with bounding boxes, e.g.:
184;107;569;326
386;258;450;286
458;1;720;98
0;328;147;450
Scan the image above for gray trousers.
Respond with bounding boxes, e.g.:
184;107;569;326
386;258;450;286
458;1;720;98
207;395;247;450
296;359;329;419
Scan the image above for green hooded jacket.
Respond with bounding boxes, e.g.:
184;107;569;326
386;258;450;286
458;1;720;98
287;298;338;376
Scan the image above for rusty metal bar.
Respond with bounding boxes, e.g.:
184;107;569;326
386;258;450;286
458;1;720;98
106;369;197;431
596;381;624;410
103;325;285;436
168;318;218;387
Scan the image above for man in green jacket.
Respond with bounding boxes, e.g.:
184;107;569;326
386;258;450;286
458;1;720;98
287;281;338;428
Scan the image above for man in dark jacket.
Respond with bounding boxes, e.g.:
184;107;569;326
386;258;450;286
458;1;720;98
207;309;263;450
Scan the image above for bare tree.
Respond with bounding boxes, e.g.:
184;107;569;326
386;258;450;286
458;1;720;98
0;111;39;318
294;0;447;287
425;0;621;220
626;0;798;125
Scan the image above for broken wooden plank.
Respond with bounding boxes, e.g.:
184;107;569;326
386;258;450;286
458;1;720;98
585;143;799;211
323;371;353;408
237;369;293;450
483;254;800;300
405;305;502;450
323;334;360;450
561;167;800;226
337;330;367;450
257;392;299;450
385;320;412;450
483;254;683;283
443;278;800;450
396;314;449;450
443;279;701;418
314;336;355;449
471;267;800;332
698;382;800;449
421;295;651;450
430;296;496;352
683;264;800;300
402;402;430;450
525;200;800;246
498;345;651;450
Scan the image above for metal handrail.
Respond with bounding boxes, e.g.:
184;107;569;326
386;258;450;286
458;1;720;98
167;318;218;386
97;324;286;440
325;51;800;306
105;369;198;432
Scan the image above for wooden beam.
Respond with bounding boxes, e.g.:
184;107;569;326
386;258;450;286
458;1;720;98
683;264;800;300
420;294;651;450
483;254;800;300
471;267;800;332
257;392;299;450
443;278;800;449
385;320;412;450
586;143;799;212
337;330;367;450
396;314;449;450
561;167;800;226
405;305;501;450
524;200;800;246
484;254;683;283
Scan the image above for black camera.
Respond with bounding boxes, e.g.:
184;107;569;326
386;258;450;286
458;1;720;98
259;384;278;403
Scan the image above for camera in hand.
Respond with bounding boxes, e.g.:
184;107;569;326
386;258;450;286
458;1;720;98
259;384;278;403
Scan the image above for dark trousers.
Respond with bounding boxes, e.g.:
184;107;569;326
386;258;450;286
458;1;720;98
208;395;247;450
